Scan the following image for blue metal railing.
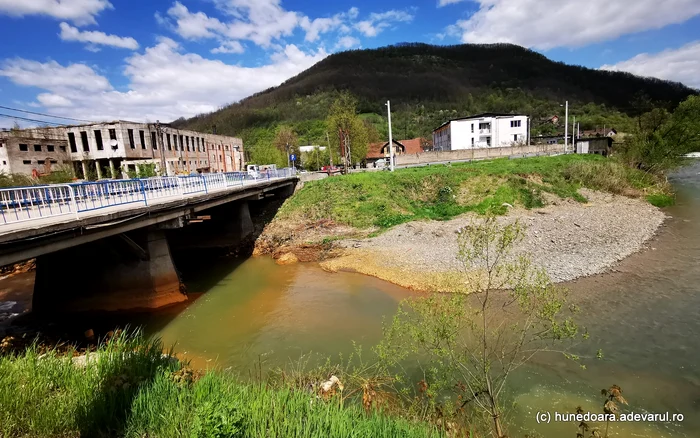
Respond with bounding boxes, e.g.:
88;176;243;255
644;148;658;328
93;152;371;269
0;168;297;225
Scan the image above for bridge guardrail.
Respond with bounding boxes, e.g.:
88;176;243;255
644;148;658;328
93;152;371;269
0;168;297;225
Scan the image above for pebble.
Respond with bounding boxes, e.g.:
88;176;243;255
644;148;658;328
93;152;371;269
341;189;666;283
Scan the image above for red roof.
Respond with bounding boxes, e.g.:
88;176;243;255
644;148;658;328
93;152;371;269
366;138;425;159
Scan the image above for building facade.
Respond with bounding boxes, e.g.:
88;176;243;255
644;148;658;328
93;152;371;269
2;121;244;179
433;113;529;151
0;130;71;177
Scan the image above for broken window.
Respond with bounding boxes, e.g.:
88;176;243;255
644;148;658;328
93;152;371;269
139;130;146;149
128;129;135;149
151;131;157;150
80;131;89;152
59;145;67;152
109;129;117;140
19;144;28;151
68;133;77;152
186;136;190;151
47;145;55;152
34;145;41;152
23;160;31;165
167;134;172;150
179;135;184;151
94;130;104;150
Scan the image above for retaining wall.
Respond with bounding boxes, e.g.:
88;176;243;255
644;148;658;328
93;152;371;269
395;144;566;166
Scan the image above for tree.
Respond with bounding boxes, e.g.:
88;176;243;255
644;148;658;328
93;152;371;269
617;95;700;173
327;92;370;167
274;125;299;166
376;216;587;437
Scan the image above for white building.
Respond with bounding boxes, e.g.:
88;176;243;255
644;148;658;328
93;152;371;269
299;145;326;153
433;113;529;151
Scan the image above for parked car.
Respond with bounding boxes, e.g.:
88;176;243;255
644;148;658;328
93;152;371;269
321;166;342;175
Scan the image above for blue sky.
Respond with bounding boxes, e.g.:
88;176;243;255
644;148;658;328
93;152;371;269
0;0;699;128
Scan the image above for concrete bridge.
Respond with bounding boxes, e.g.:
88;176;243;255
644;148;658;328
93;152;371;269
0;170;298;312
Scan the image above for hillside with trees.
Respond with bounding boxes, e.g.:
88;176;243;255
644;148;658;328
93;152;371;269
174;43;697;167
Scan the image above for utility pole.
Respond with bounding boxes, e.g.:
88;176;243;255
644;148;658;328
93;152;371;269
564;101;569;152
386;100;395;172
572;115;576;152
155;121;166;175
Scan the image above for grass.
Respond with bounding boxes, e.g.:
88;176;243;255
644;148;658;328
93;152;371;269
0;331;442;438
279;154;672;230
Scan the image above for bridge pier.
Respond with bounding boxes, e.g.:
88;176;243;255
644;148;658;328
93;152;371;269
33;228;186;313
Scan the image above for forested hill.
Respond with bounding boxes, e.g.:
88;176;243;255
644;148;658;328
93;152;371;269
176;43;697;144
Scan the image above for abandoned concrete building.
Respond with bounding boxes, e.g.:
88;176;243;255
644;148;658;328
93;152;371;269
0;130;71;177
1;121;244;179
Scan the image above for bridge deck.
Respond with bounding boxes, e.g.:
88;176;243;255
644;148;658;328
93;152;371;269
0;174;296;241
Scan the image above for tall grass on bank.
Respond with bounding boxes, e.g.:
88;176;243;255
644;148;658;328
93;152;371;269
279;154;672;230
0;331;441;438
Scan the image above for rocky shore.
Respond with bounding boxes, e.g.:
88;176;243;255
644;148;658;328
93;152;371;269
257;189;666;291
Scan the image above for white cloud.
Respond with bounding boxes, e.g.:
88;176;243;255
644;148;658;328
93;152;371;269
354;9;414;37
448;0;700;50
165;0;299;48
211;40;245;54
0;39;328;123
37;93;73;107
601;41;700;90
59;22;139;50
0;0;112;26
166;2;228;40
437;0;466;6
0;59;112;94
300;15;343;42
335;36;361;50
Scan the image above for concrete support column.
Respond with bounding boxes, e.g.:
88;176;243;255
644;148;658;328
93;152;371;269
109;159;116;179
81;161;89;180
237;201;254;239
32;229;186;313
95;161;103;180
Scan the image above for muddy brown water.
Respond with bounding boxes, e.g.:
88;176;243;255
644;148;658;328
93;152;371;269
2;163;699;437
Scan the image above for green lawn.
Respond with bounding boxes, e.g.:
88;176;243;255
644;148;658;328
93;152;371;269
0;332;441;438
280;155;671;230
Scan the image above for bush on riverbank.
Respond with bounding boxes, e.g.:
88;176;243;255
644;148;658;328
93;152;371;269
0;331;441;438
277;154;671;231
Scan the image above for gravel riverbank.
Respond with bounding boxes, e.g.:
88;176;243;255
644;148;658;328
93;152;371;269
320;189;666;289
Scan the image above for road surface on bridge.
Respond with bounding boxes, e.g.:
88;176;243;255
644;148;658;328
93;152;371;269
0;171;297;239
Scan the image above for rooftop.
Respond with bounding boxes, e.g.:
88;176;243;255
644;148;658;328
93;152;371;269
367;138;425;159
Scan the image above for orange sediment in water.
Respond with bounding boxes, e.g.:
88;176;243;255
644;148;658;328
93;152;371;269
320;248;468;293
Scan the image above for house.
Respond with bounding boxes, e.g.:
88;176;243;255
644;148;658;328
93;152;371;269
366;138;425;166
576;137;613;156
581;128;617;138
1;121;244;179
540;115;560;125
531;134;573;145
432;113;529;151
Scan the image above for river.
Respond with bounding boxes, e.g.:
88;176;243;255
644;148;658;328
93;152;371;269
1;163;699;437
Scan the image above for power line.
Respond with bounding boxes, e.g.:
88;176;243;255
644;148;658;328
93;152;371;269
0;113;66;126
0;105;93;123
